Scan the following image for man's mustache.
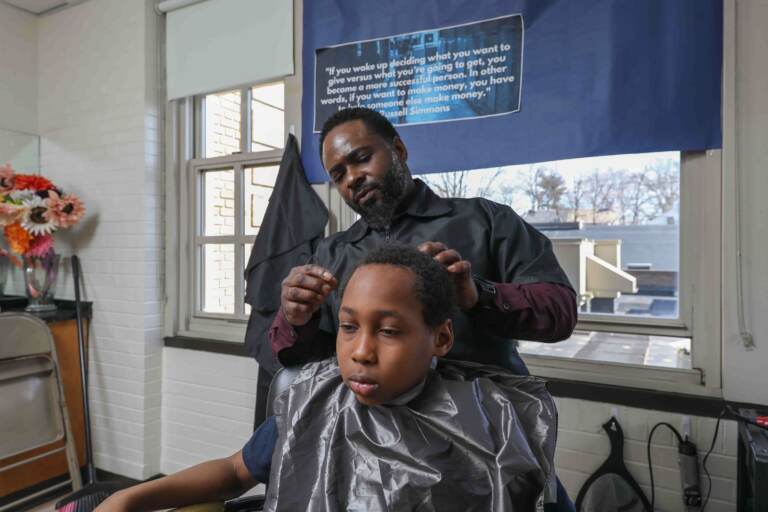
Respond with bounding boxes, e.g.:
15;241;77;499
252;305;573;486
352;182;381;204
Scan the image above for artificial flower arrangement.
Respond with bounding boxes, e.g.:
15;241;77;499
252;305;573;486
0;163;85;264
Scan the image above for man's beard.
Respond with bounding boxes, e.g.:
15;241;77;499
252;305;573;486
348;150;411;230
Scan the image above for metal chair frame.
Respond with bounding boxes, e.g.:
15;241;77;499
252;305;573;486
0;312;82;511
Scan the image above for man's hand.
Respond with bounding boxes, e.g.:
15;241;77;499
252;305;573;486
281;264;338;326
418;241;479;310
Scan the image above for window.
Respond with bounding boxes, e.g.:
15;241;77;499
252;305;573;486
424;152;681;318
194;162;280;319
421;149;722;395
167;78;721;397
199;82;286;158
172;80;288;339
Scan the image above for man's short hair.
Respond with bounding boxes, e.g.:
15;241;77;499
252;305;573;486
341;244;456;328
319;107;400;160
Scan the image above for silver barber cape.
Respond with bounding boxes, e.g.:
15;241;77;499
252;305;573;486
264;358;557;511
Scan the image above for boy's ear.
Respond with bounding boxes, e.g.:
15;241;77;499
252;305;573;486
433;319;454;357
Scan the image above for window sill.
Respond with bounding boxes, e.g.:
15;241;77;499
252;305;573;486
521;352;720;398
546;378;763;419
164;335;250;357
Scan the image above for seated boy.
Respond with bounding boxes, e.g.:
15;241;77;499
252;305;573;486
97;245;557;511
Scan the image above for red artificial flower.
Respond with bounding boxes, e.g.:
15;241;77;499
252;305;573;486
13;174;55;191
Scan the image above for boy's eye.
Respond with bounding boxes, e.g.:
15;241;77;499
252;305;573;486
379;328;399;337
340;323;357;333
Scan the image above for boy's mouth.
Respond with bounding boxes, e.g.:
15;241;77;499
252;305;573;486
347;375;380;397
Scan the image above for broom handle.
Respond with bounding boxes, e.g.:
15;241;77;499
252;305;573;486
72;255;97;484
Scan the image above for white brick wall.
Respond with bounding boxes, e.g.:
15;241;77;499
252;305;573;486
553;397;737;511
36;0;164;479
0;3;37;134
160;348;258;473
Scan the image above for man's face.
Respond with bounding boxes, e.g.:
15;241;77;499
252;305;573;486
322;120;412;230
336;264;452;406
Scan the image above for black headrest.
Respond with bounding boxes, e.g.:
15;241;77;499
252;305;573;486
266;366;302;417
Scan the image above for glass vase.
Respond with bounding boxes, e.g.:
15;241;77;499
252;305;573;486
23;252;60;312
0;253;9;296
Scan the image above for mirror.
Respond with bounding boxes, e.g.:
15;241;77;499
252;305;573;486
0;128;39;172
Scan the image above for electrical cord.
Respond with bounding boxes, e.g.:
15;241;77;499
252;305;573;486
700;409;726;511
648;407;768;512
647;422;685;510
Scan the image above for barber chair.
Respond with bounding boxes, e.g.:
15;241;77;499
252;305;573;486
176;366;301;512
0;313;83;512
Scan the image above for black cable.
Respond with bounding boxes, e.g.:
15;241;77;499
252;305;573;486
701;409;725;511
648;408;767;512
647;422;685;510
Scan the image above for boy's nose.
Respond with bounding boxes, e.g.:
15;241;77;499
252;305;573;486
350;333;377;365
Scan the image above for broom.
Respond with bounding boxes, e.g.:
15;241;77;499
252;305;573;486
54;255;129;512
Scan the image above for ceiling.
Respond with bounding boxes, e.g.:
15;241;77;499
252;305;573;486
2;0;85;15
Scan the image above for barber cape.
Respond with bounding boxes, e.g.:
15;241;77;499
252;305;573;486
264;358;557;511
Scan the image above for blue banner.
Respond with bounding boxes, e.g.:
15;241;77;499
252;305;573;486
314;15;523;128
302;0;722;183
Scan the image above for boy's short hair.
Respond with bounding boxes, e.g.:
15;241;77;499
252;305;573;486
319;107;399;160
341;244;456;327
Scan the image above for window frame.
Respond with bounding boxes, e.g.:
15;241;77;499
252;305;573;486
190;152;283;323
169;78;298;342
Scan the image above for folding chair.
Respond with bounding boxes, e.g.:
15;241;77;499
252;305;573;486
0;312;82;511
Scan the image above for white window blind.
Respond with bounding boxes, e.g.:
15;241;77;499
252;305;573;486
166;0;294;100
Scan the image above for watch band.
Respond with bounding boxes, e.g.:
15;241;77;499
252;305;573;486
473;276;497;309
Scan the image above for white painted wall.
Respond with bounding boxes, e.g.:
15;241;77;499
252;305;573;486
721;0;768;405
0;3;37;134
36;0;164;479
160;348;258;474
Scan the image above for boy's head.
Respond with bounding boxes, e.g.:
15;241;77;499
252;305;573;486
337;244;455;406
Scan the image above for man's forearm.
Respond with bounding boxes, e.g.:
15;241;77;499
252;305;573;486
100;455;255;512
473;282;577;342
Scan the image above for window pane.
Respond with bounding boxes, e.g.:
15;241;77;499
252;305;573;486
202;244;235;314
244;165;279;236
204;90;241;157
251;81;285;152
202;169;235;236
244;243;253;316
519;331;691;369
422;151;680;320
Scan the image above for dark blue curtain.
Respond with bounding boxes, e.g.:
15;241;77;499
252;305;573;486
302;0;722;183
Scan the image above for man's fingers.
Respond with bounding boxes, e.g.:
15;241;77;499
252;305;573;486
433;249;462;267
302;264;336;283
287;286;325;304
285;269;337;294
417;241;447;256
447;260;472;275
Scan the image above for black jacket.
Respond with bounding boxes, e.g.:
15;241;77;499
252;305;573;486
244;135;328;372
279;179;573;374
